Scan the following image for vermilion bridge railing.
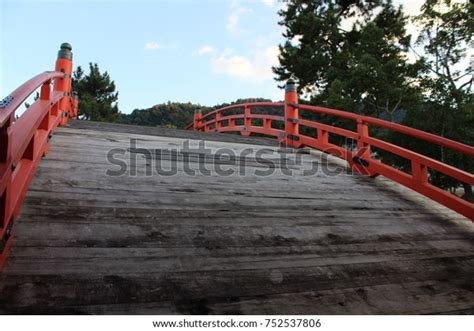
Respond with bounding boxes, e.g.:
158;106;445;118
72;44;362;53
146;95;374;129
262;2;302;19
0;43;78;269
187;80;474;220
0;45;472;271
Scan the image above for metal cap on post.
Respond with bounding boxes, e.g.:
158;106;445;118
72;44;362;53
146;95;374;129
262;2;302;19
285;79;297;93
57;43;73;60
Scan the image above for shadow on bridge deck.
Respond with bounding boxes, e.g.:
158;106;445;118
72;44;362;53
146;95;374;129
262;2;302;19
0;121;473;314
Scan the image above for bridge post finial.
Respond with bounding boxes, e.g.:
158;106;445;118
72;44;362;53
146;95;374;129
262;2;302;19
54;43;74;126
285;79;297;92
57;43;73;60
194;109;202;131
284;79;300;148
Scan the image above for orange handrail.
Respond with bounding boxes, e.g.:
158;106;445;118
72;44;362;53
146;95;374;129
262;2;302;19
297;104;473;156
0;71;65;126
0;43;78;269
189;80;474;220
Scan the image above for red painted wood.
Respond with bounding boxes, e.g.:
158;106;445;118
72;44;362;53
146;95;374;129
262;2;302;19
0;45;76;270
191;100;473;220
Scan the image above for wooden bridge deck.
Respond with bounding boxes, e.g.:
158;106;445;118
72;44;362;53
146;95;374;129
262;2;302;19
0;121;473;314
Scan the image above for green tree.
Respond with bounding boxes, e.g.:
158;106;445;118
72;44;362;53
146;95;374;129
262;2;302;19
273;0;473;200
273;0;421;120
119;98;279;130
397;0;473;199
120;102;199;128
415;0;473;111
73;63;120;122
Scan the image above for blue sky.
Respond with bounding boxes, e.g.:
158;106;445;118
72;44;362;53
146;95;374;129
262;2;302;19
1;0;286;113
1;0;432;114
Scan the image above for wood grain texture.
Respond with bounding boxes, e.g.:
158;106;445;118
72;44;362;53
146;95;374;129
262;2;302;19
0;121;473;314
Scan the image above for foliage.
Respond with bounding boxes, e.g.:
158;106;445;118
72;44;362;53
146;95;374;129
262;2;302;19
274;0;422;120
274;0;473;198
415;0;473;110
24;92;39;109
119;98;279;129
73;63;120;122
395;0;473;198
120;102;199;129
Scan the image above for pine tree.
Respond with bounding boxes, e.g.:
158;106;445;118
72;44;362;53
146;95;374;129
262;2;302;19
73;63;120;122
398;0;473;199
273;0;421;119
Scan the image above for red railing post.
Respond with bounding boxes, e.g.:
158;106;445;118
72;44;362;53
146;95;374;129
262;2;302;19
352;119;377;177
244;105;251;127
241;105;251;136
39;80;52;132
264;118;272;130
0;113;13;268
285;79;300;147
40;80;51;101
356;119;371;158
194;109;202;131
0;188;7;239
215;111;222;131
0;117;12;168
53;43;73;126
317;128;329;147
412;161;428;184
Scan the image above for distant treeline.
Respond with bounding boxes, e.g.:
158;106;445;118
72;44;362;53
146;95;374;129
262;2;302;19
118;98;281;129
72;0;473;198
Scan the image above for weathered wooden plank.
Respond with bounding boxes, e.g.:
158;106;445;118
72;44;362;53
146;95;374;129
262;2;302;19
1;266;472;314
0;122;472;314
67;120;281;146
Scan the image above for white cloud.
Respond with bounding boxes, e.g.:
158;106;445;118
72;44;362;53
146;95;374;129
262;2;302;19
212;55;253;78
198;46;215;55
394;0;423;15
395;0;466;39
270;87;283;101
262;0;275;7
226;0;253;32
221;48;234;57
211;46;280;82
144;41;160;51
290;35;302;46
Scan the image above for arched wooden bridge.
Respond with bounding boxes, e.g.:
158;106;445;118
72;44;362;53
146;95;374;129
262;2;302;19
0;44;473;314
